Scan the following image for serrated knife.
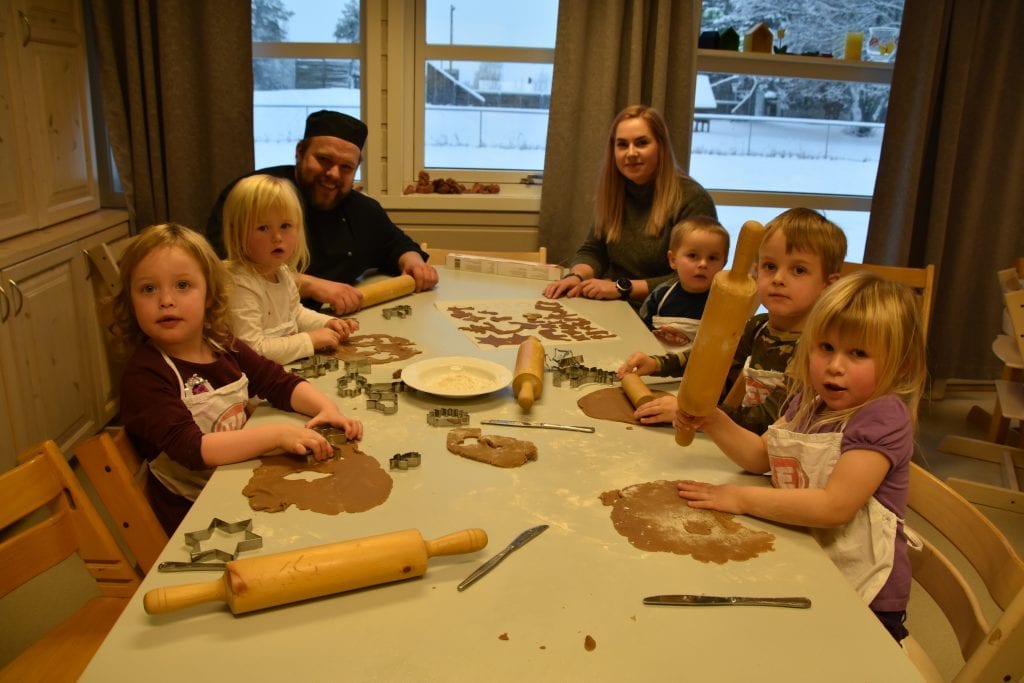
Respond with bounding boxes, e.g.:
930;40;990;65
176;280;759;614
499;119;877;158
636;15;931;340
644;594;811;608
480;419;594;433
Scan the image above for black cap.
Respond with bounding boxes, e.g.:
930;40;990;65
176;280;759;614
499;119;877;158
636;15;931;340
303;110;368;149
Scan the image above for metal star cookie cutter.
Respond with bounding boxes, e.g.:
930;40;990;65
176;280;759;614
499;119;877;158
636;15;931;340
157;518;263;572
337;372;368;397
389;451;421;470
548;350;616;388
382;304;412;319
427;407;470;426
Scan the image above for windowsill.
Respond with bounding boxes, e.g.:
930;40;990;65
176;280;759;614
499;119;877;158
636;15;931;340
697;49;894;84
379;183;542;213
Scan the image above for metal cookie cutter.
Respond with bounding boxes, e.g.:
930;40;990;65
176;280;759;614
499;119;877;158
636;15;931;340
310;425;349;462
427;407;470;427
366;390;399;415
389;451;421;470
548;349;616;388
158;518;263;572
382;304;412;319
291;354;340;378
344;359;371;374
337;371;368;397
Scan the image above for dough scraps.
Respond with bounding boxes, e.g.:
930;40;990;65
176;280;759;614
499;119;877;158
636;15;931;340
438;300;616;348
447;427;538;468
600;480;774;563
243;443;393;514
577;386;673;426
334;333;421;364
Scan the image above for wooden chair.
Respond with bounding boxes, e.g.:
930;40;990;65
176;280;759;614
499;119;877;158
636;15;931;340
938;264;1024;513
0;440;140;682
420;242;548;265
73;429;168;574
903;462;1024;681
839;261;937;344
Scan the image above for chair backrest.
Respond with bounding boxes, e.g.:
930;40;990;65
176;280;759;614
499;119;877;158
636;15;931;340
839;262;936;344
998;266;1024;362
905;462;1024;681
73;429;168;574
420;242;548;265
0;440;140;601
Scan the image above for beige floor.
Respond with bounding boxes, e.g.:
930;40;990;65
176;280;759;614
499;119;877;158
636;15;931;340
3;389;1022;677
906;388;1024;679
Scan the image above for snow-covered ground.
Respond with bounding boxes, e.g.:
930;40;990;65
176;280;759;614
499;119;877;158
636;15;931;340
254;88;876;261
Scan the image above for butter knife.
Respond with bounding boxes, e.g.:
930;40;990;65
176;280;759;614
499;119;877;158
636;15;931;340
644;595;811;609
480;419;595;433
457;524;548;591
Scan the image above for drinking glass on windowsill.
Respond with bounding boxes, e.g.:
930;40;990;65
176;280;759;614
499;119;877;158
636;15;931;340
866;27;898;62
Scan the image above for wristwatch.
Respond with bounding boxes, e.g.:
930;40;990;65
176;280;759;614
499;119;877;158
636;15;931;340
615;277;633;300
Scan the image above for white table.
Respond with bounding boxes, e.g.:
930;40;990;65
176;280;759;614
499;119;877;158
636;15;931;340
82;268;920;682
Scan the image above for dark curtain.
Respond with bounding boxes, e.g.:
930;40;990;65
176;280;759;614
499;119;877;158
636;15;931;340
868;0;1024;379
89;0;254;233
538;1;701;265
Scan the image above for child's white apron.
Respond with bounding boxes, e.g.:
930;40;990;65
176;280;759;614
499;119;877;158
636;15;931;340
148;350;250;501
651;281;701;353
740;356;786;408
765;424;899;604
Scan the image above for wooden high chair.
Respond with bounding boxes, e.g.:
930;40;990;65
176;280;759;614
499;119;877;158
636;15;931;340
0;441;140;682
903;462;1024;681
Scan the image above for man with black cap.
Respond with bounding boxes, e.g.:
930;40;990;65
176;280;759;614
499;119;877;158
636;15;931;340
206;109;437;314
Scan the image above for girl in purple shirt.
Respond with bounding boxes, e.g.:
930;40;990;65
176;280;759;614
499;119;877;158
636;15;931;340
674;272;926;642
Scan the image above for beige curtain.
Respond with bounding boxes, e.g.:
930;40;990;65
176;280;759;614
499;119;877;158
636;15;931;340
539;1;701;264
868;0;1024;379
89;0;254;233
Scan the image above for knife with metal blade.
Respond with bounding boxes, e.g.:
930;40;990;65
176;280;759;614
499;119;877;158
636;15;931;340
457;524;549;591
480;419;595;433
644;595;812;608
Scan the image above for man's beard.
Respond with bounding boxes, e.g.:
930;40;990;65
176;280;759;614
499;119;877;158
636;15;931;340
299;171;348;211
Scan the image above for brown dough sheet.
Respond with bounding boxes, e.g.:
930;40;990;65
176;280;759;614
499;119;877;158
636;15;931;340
577;386;673;426
334;333;420;364
447;427;537;467
243;442;393;514
600;480;774;563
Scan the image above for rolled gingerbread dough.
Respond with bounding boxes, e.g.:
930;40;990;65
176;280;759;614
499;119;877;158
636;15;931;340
600;480;774;563
243;442;393;514
577;386;673;426
447;427;537;468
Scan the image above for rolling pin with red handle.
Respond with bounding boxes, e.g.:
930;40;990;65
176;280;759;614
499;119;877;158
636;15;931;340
357;274;416;309
143;527;487;615
512;337;545;410
675;220;764;446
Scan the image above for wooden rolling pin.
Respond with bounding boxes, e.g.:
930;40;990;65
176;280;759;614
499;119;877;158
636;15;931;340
143;528;487;615
512;337;545;410
675;220;764;446
621;373;654;407
357;274;416;309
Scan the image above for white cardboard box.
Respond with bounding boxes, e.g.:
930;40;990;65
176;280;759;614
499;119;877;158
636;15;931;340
444;253;563;281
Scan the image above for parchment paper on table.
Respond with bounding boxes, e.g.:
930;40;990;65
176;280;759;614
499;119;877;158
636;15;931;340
600;480;774;563
447;427;538;468
437;299;616;348
243;443;393;514
334;333;421;365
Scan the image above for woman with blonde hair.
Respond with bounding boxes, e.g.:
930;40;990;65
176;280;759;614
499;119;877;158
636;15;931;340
544;105;717;305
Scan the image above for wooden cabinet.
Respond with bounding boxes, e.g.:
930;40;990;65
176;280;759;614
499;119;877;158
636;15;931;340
0;211;129;471
0;0;98;241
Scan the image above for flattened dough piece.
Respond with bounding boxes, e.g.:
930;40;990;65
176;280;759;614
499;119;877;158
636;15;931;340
243;442;393;514
577;386;673;425
600;480;774;563
447;427;537;468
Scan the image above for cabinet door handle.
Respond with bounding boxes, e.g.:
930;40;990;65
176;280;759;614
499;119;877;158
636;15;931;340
18;10;31;47
0;284;8;323
8;279;23;316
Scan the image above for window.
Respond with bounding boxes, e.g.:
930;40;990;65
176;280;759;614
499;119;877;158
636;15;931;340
250;0;558;194
694;1;904;262
251;0;362;170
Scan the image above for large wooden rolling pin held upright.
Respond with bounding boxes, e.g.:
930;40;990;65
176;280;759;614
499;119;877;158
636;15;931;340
512;337;545;410
357;274;416;309
143;528;487;615
675;220;764;446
